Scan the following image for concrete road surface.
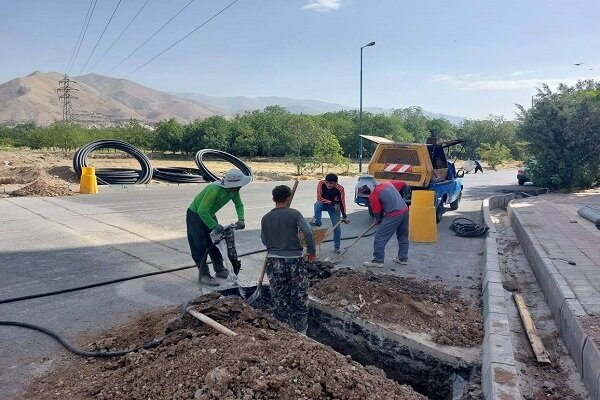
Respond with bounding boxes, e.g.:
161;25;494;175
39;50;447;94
0;170;526;397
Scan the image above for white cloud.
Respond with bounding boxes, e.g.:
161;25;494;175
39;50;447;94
511;70;538;76
431;74;600;91
302;0;342;12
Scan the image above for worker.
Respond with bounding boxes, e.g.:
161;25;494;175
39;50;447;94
261;185;316;334
474;159;484;173
186;168;250;287
309;173;350;254
362;180;409;268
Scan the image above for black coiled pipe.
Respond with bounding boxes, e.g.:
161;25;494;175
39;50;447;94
153;167;207;183
449;217;489;237
195;149;253;182
73;140;153;185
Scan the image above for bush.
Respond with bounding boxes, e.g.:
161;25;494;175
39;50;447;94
477;142;512;169
517;80;600;191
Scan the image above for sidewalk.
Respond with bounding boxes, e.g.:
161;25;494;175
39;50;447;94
508;190;600;399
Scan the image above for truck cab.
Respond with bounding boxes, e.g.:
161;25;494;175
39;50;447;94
355;135;465;223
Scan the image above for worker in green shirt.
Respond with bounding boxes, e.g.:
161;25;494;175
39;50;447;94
187;169;251;286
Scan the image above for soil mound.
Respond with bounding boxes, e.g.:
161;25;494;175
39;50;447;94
0;165;44;184
311;270;483;347
11;178;72;197
22;294;425;400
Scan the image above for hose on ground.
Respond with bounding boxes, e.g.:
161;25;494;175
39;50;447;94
153;167;207;183
195;149;253;182
0;320;164;357
0;230;375;306
449;217;489;237
73;140;153;185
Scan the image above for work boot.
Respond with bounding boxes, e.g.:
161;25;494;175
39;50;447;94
362;260;384;268
392;257;408;265
334;248;341;254
309;217;321;227
199;273;220;287
215;269;229;279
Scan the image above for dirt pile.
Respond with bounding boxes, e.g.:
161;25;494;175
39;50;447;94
311;270;483;347
22;294;425;400
10;178;72;197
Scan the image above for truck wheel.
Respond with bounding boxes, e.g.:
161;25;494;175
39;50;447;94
450;192;461;210
518;179;525;186
436;203;443;224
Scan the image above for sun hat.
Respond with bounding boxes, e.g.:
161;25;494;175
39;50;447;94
213;168;251;188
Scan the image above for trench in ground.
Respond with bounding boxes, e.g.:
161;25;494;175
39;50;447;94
220;287;481;400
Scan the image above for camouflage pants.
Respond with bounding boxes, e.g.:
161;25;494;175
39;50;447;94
266;257;308;332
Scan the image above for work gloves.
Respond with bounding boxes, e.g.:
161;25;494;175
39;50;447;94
234;220;246;230
212;224;225;235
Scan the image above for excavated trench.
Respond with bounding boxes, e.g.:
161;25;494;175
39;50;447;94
220;287;481;400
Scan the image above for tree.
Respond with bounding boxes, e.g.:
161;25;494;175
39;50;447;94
477;142;512;170
154;118;183;153
313;131;345;175
517;80;600;190
229;121;257;157
393;107;429;142
427;118;457;141
118;119;153;149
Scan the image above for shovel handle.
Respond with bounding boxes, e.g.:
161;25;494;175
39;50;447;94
339;221;377;257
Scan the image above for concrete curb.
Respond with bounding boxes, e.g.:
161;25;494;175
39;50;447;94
508;201;600;400
481;193;523;400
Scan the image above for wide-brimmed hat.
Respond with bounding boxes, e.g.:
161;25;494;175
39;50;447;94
213;168;251;188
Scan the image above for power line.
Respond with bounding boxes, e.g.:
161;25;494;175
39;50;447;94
104;0;196;76
66;0;95;73
88;0;151;73
121;0;242;80
67;0;99;75
77;0;124;77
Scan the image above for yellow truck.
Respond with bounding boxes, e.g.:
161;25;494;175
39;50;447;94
354;135;465;223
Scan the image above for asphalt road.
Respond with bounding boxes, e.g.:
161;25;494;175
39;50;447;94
0;170;527;397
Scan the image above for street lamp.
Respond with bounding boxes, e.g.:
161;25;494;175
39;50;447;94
359;41;375;173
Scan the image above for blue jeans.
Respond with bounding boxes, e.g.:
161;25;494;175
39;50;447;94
373;211;409;263
313;202;341;250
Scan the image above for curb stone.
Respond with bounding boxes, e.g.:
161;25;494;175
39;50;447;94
482;194;523;399
508;200;600;400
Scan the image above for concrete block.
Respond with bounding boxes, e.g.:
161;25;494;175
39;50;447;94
560;302;587;373
486;259;501;273
583;339;600;400
483;333;516;372
485;281;506;298
482;362;522;400
483;270;503;293
484;295;507;318
485;312;511;338
547;274;577;323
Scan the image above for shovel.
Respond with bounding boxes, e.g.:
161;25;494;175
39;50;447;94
246;180;299;305
321;221;378;267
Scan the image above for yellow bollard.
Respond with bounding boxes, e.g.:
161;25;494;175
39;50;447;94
409;190;437;242
80;166;98;194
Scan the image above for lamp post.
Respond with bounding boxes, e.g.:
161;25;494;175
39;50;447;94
359;41;375;173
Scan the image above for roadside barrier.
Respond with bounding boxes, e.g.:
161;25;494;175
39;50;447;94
408;190;437;242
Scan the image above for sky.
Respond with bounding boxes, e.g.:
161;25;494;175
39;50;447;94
1;0;599;119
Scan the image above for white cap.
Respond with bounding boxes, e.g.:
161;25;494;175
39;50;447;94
213;168;251;188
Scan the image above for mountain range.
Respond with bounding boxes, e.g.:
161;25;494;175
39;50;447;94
0;71;464;126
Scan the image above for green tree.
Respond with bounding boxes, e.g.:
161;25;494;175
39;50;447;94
477;142;512;170
229;121;257;157
118;119;153;149
313;131;345;175
427;118;457;141
154;118;183;152
517;80;600;190
393;107;430;142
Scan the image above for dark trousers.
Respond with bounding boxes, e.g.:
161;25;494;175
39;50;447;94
266;257;308;332
186;209;224;276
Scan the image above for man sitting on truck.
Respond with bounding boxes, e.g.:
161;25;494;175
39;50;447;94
310;173;350;254
362;180;410;268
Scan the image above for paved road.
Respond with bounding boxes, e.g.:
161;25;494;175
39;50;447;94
0;170;523;397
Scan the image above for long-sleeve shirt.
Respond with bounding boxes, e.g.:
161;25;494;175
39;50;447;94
261;207;316;258
188;183;244;229
316;180;347;218
368;181;408;220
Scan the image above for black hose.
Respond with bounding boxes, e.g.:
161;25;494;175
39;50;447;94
195;149;253;182
0;320;163;357
0;231;374;306
449;217;489;237
73;140;153;185
153;167;207;183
